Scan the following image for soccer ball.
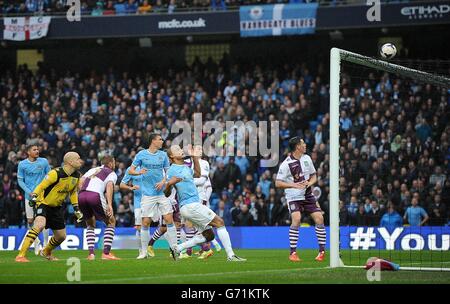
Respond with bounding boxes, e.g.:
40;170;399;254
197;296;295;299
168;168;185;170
380;43;397;59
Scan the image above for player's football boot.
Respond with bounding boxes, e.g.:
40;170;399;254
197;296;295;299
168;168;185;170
213;243;222;253
169;246;179;261
15;256;30;263
227;255;247;262
179;252;192;259
147;245;155;257
39;249;59;261
289;252;301;262
34;238;41;256
136;251;148;259
315;251;325;262
198;249;214;260
102;252;121;260
87;253;95;261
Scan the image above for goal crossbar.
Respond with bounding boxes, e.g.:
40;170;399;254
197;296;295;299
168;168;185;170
329;48;450;269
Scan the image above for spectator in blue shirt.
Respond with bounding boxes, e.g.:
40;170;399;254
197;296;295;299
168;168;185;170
126;0;138;14
347;196;359;216
404;196;429;226
214;199;232;226
211;0;226;11
339;110;352;132
114;0;127;15
415;118;432;143
380;203;403;230
280;120;291;150
257;171;271;199
234;150;250;176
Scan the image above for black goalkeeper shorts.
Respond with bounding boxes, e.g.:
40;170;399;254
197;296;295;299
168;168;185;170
35;204;66;231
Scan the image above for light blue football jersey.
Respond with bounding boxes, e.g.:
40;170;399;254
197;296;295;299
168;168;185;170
17;157;51;198
121;167;143;209
131;149;169;197
167;164;199;207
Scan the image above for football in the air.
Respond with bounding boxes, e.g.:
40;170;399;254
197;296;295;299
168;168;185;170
380;43;397;59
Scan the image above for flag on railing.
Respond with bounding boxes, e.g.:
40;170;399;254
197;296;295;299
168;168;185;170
3;16;51;41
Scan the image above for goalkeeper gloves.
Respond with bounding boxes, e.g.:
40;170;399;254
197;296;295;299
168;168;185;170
28;194;37;208
73;205;84;223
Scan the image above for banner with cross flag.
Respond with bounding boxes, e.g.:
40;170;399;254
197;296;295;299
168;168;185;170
3;16;52;41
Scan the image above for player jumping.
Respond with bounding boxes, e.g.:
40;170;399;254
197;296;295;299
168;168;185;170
165;145;246;262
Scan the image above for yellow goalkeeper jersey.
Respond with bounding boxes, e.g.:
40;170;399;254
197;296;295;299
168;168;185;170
33;167;81;207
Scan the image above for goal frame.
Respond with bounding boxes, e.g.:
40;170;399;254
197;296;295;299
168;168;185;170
329;48;450;270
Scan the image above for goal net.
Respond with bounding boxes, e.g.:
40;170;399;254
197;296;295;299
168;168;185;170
329;48;450;271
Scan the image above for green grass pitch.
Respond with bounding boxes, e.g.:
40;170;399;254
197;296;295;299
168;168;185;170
0;249;449;284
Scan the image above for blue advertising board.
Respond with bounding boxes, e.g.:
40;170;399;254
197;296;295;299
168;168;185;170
1;226;448;251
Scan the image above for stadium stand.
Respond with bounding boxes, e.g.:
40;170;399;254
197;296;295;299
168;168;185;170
0;51;448;228
0;0;434;16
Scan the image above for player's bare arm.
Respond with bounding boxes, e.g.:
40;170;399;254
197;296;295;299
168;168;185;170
105;181;114;218
307;173;317;187
155;175;167;191
120;182;139;192
78;177;86;191
275;179;303;190
129;165;147;176
187;145;202;178
164;176;182;197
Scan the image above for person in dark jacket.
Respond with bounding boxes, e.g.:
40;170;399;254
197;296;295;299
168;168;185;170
236;204;254;226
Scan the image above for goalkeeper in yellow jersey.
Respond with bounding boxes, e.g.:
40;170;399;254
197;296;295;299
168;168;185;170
15;152;84;262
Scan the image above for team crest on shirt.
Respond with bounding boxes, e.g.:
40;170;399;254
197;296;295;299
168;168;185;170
71;179;76;185
304;161;309;167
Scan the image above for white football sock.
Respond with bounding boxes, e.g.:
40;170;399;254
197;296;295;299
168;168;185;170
135;229;141;250
43;229;49;246
216;226;235;258
166;224;178;249
140;226;150;253
177;234;206;252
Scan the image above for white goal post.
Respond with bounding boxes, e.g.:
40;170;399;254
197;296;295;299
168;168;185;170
328;48;450;269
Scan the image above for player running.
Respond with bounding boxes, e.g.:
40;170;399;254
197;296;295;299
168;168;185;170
165;145;246;262
275;137;326;262
128;133;178;259
79;155;120;260
17;144;51;255
15;152;84;262
120;164;143;258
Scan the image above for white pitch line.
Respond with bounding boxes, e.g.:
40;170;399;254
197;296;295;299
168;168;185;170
75;266;331;284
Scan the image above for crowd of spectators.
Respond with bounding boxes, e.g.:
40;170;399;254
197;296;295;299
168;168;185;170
0;0;414;16
0;51;448;229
